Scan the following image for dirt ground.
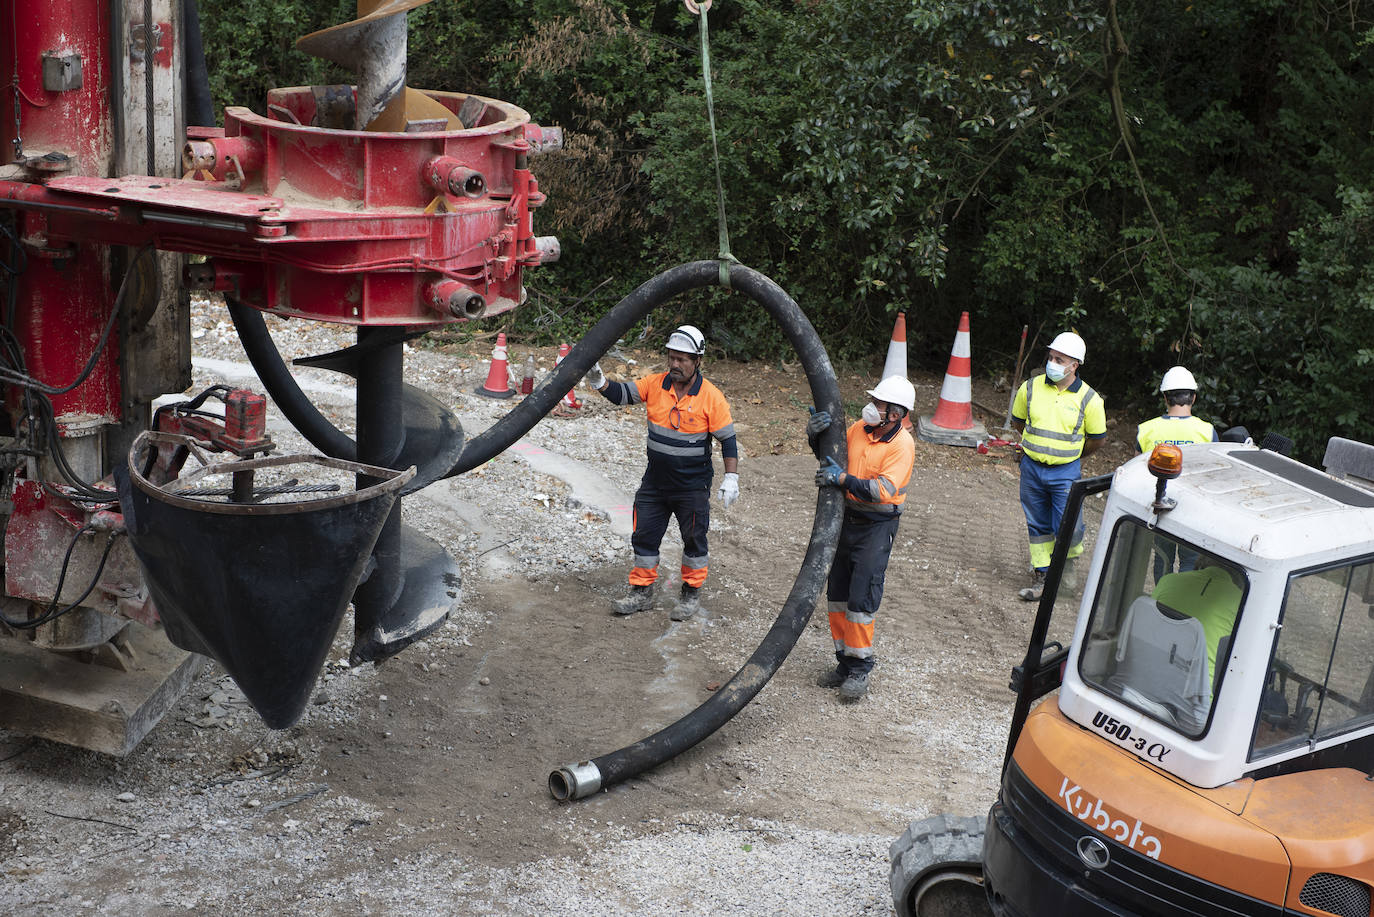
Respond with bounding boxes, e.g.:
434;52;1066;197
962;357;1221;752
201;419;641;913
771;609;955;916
0;325;1140;915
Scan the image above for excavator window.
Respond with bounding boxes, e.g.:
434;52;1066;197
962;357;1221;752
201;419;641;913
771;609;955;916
1079;519;1246;737
1253;557;1374;757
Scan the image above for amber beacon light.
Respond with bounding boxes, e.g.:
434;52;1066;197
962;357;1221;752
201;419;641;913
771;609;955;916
1147;443;1183;511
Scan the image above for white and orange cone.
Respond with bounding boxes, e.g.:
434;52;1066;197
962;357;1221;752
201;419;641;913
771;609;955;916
882;311;907;382
917;311;987;447
881;312;913;429
475;332;515;399
554;343;581;410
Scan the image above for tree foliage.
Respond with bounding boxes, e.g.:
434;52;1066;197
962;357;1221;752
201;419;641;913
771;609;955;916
197;0;1374;458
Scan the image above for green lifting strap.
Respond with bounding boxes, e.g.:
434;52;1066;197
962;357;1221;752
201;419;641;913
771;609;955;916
695;3;738;288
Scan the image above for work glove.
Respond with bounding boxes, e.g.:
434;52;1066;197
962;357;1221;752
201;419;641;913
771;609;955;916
583;361;606;391
806;407;831;459
718;471;740;508
815;457;844;488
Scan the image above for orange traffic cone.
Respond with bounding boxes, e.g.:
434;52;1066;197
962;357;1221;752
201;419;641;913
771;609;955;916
554;342;581;410
917;312;987;447
519;354;536;395
879;312;914;429
882;312;907;381
476;332;515;399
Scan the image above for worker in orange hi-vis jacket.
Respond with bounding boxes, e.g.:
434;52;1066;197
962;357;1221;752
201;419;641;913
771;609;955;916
806;375;916;701
583;325;739;622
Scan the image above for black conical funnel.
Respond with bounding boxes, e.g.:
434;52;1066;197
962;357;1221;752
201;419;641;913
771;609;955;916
116;433;416;728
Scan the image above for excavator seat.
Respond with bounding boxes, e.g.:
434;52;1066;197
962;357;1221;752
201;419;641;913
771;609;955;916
1107;595;1211;732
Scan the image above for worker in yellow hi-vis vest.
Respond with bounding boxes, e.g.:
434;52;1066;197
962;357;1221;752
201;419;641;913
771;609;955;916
1137;365;1217;580
1136;366;1217;454
1010;331;1107;601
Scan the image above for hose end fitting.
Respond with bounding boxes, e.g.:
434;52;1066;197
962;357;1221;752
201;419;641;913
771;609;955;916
548;760;602;801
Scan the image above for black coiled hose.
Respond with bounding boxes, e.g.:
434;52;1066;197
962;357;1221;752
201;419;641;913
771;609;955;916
535;262;847;800
225;260;847;798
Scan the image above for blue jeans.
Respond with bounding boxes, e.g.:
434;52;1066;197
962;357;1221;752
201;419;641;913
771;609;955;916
1019;456;1084;571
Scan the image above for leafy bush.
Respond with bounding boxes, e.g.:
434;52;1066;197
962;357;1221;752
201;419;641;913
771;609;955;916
196;0;1374;457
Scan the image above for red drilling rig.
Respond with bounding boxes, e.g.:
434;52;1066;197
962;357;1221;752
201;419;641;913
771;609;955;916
0;0;560;752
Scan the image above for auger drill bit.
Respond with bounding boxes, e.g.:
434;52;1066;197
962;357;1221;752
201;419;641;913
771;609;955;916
291;0;467;666
296;0;459;131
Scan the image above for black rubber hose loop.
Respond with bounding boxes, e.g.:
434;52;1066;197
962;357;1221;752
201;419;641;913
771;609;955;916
225;260;847;798
543;260;847;800
450;261;843;477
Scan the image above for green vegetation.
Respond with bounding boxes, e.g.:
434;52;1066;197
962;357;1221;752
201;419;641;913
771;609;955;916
198;0;1374;460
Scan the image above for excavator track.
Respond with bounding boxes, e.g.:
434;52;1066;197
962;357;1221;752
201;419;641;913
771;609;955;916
889;814;991;917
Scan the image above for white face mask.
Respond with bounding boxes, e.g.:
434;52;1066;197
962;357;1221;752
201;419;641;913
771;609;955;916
1045;360;1068;382
862;402;883;426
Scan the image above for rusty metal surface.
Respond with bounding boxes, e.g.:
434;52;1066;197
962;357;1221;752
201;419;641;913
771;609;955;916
3;481;147;619
5;85;554;325
0;621;203;756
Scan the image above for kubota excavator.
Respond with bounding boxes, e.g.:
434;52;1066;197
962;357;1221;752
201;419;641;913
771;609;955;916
891;434;1374;916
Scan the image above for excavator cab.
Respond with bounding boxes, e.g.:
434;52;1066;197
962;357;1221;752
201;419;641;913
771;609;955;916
1075;524;1245;738
893;437;1374;917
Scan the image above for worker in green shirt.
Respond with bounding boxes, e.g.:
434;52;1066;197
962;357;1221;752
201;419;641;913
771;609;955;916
1152;562;1243;679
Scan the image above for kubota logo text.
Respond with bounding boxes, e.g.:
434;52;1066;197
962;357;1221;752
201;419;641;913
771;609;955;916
1058;778;1162;859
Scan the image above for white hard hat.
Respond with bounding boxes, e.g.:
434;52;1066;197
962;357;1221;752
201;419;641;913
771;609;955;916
1048;331;1086;363
867;376;916;412
1159;365;1197;393
666;324;706;355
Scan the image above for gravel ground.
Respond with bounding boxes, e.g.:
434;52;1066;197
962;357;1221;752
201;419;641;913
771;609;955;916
0;296;1129;915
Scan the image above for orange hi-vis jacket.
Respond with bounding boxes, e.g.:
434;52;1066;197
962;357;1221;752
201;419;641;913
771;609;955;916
603;371;737;490
843;421;915;518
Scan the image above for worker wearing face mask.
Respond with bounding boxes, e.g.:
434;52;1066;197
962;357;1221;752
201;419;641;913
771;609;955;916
1010;331;1107;601
806;376;916;701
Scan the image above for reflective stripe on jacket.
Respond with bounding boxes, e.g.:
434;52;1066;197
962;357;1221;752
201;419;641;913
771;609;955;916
843;421;915;518
1136;415;1217;453
1012;374;1106;466
603;372;736;490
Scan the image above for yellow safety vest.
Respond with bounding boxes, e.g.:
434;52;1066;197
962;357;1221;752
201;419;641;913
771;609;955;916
1013;375;1105;465
1136;415;1216;453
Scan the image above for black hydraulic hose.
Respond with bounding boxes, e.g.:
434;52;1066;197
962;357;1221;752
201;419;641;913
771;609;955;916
224;260;847;799
224;296;359;461
450;261;841;477
545;260;846;800
182;0;216;128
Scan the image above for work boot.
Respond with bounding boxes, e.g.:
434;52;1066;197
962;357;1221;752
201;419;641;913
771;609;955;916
839;671;870;701
670;584;703;621
1061;558;1080;593
1018;569;1046;602
815;666;846;688
613;584;655;616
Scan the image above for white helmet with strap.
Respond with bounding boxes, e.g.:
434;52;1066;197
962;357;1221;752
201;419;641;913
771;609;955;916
1159;365;1197;393
666;324;706;355
867;376;916;412
1048;331;1086;363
